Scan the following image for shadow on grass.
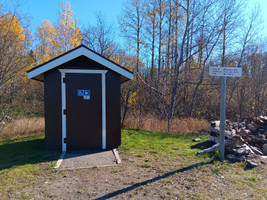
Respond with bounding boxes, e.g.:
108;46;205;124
0;136;60;171
94;160;213;200
190;140;215;150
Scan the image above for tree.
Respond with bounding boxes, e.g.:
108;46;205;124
56;1;82;52
248;50;267;117
119;0;145;72
0;12;30;103
82;12;117;59
0;1;33;122
35;1;81;64
225;4;262;118
144;0;158;77
0;13;26;86
35;20;58;63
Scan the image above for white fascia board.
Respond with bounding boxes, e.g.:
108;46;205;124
28;48;83;79
80;48;134;80
59;69;108;74
28;47;133;80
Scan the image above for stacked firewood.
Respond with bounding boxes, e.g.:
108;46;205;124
198;116;267;166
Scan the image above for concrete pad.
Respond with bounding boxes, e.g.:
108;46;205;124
57;150;120;170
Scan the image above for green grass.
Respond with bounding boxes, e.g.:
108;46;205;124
44;192;57;198
140;163;151;168
0;129;266;199
0;133;60;193
20;193;32;200
119;129;211;160
0;133;59;171
161;179;173;184
118;129;266;198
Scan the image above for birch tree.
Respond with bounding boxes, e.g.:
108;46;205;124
119;0;145;72
35;1;81;64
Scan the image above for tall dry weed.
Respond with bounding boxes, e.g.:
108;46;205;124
123;115;209;134
0;117;44;140
0;115;209;141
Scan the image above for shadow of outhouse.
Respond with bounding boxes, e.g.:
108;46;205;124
0;138;60;171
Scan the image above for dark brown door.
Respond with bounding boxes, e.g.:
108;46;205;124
65;73;102;150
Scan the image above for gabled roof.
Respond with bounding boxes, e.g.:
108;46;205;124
27;45;133;83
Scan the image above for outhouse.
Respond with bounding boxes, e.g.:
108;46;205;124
27;45;133;151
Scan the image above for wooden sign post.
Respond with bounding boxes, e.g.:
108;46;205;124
209;66;242;161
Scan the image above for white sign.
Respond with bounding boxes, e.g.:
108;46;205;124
83;96;90;100
209;65;242;160
209;66;242;77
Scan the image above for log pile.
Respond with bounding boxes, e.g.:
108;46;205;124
198;116;267;166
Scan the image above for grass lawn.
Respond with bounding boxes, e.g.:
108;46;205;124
120;129;212;158
0;133;59;197
0;130;266;199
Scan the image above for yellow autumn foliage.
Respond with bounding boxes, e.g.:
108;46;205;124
36;20;60;63
35;1;82;65
128;92;138;107
57;1;82;50
0;13;25;49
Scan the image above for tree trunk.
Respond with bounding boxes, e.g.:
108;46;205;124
121;87;131;127
158;0;163;75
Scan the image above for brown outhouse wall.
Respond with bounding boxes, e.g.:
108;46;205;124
106;71;121;149
44;69;62;150
44;55;121;151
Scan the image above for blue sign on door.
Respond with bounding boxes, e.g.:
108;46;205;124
77;90;84;96
77;90;90;99
84;90;90;96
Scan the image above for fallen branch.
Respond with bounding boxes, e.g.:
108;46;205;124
239;136;263;155
197;139;231;155
209;126;234;138
197;143;219;155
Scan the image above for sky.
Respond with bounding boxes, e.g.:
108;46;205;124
250;0;267;37
7;0;125;34
27;0;125;28
3;0;267;40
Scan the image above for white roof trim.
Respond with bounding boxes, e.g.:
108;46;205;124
27;46;133;80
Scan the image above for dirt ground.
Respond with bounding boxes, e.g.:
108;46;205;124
6;151;267;200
